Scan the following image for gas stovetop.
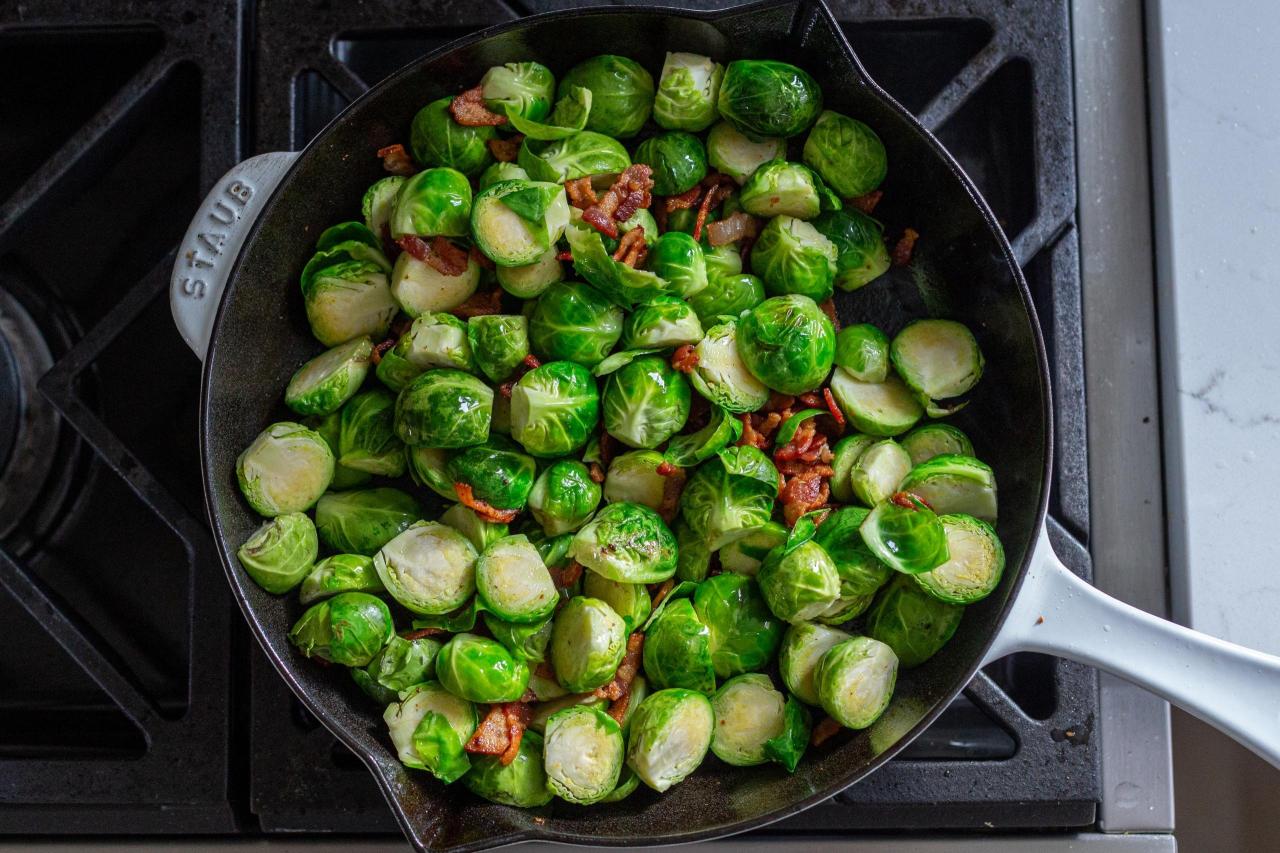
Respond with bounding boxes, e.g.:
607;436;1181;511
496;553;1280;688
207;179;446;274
0;0;1161;845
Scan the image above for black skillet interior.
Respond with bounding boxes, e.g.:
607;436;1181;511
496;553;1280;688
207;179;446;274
201;1;1050;849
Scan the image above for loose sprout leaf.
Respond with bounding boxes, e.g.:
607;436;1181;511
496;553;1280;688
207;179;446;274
641;580;697;631
664;405;742;467
566;222;671;309
593;348;660;377
773;408;826;448
763;695;812;772
412;597;487;633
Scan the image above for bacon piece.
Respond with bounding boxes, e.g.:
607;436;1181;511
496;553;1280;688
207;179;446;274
449;287;503;319
397;235;469;277
487;134;523;163
522;353;541;370
664;185;702;212
692;180;733;242
606;690;633;725
377;143;416;176
550;559;584;589
612;226;648;267
370;337;396;365
588;462;606;484
738;413;766;449
780;471;830;527
656;465;686;523
500;702;532;765
798;392;823;408
466;705;510;755
811;716;843;746
776;460;836;478
450;85;507;127
892;227;919;267
705;211;759;247
656;461;678;477
765;393;796;413
565;177;599;210
581;165;655;237
454;482;520;524
671;344;699;374
849;190;883;215
397;234;431;263
400;627;446;640
823;388;845;427
650;579;675;609
556;250;573;262
596;634;644;702
891;490;934;512
582;206;619;239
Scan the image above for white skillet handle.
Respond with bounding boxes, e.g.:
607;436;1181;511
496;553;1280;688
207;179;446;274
986;524;1280;768
170;152;299;359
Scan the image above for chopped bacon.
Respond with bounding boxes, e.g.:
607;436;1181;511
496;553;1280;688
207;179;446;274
811;716;843;747
487;134;523;163
738;413;766;450
891;490;934;511
400;627;446;640
470;244;495;270
588;462;606;484
765;393;796;413
849;190;883;215
650;579;675;609
377;143;416;176
565;177;599;210
692;180;733;242
466;705;509;755
798;392;823;408
550;559;584;589
397;234;431;263
581;164;655;238
519;687;538;704
449;287;503;319
606;690;633;725
780;470;830;527
773;420;831;465
892;227;919;266
500;702;532;765
397;235;469;277
498;381;514;399
370;337;397;365
776;460;836;478
450;85;507;127
656;465;686;523
705;211;759;247
671;344;699;374
823;388;845;426
737;411;783;450
656;461;678;477
818;298;840;332
454;482;520;524
612;226;648;267
582;206;618;239
664;185;702;213
596;633;644;703
556;250;573;262
522;353;541;370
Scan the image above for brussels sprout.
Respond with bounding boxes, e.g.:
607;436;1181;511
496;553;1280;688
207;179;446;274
672;516;710;583
385;681;478;782
301;259;397;347
484;612;554;663
475;535;557;623
621;296;704;350
778;622;851;706
664;404;742;468
703;242;743;279
688;320;771;413
913;514;1004;604
602;356;691;449
626;688;714;792
339;390;407;477
859;495;949;575
564;222;670;308
812;506;892;600
718;521;788;576
828;367;924;437
409;97;494;178
529;460;601;535
634;131;708;196
289;592;393;667
314;488;420;556
739;161;822;220
816;592;875;625
582;571;652;634
750;215;838;301
865;574;963;668
472;179;570;267
812;209;890;292
299;553;383;604
362;175;405;238
688;272;765;326
479;161;530;190
648;231;708;299
506;85;593;140
390;167;473;240
815;635;897;729
571;501;677;583
849;439;912;507
737;294;836;395
237;512;318;594
706;121;786;184
900;423;975;466
481;61;554;123
407;446;456;500
528;281;624;367
394;369;492;448
899;454;998;522
496;245;563;299
436;632;531;703
653;52;723;132
237;422;334;516
376;313;475;392
464;728;554;807
757;539;840;624
544;704;625;804
558;55;653;138
510;360;600;457
833;323;890;382
466;315;529;384
374;521;478;614
389;249;482;317
679;445;778;550
602;449;667;510
717;60;822;139
518;132;631;182
301;236;391;283
890;319;985;405
802;110;887;198
828;433;875;503
710;673;787;766
447;438;537;511
285;337;373;416
550;596;627;692
643;598;715;693
693;573;783;678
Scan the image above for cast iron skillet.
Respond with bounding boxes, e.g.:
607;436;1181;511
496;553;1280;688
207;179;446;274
171;1;1280;849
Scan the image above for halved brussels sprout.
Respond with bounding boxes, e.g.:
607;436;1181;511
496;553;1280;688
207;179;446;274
479;161;530;190
509;360;600;458
688;272;765;325
385;681;478;782
737;294;836;395
664;404;742;468
850;439;912;506
394;369;492;448
828;433;875;503
376;314;475;392
484;612;554;663
621;296;704;351
463;728;553;807
467;315;529;384
654;52;724;132
558;55;653;138
565;222;671;308
890;319;985;404
237;512;318;594
778;621;851;706
471;179;570;267
528;281;624;367
339;390;406;477
634;131;708;196
481;61;555;123
750;215;838;301
812;209;890;292
583;571;652;634
299;553;383;604
374;521;478;614
643;597;714;693
739;160;822;220
815;635;898;729
285;337;373;416
802;110;887;198
602;449;667;510
718;521;788;576
518;132;631;182
362;175;405;238
900;423;975;466
812;506;892;601
833;323;890;382
409;97;494;178
314;487;421;556
693;572;783;678
757;539;841;624
914;514;1005;604
447;438;537;511
899;454;998;522
496;245;563;299
828;367;924;437
680;445;778;550
602;356;691;449
475;535;558;623
529;460;601;536
706;120;786;184
289;591;393;667
859;495;949;575
865;574;964;668
550;596;627;692
390;167;473;240
237;422;334;516
437;632;531;703
648;231;708;299
544;704;625;804
717;60;822;139
301;260;397;347
407;446;455;500
359;633;442;695
689;320;771;413
626;688;714;792
710;673;786;766
571;501;677;584
390;250;482;317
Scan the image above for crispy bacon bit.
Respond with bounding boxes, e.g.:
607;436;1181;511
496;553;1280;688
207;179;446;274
670;344;699;374
811;716;843;747
519;687;538;704
798;392;823;408
397;235;470;277
565;177;599;210
692;180;733;242
766;392;796;413
773;419;832;465
656;465;686;523
705;211;760;247
822;387;845;427
449;287;503;319
582;206;618;239
498;380;515;398
650;579;675;609
522;353;541;370
891;490;933;511
776;460;836;478
470;244;495;270
397;234;431;263
400;627;446;640
738;413;766;449
377;143;416;176
556;250;573;262
588;462;606;484
370;337;397;365
466;705;509;755
780;471;830;527
607;690;632;725
550;559;584;589
581;164;655;238
817;298;840;332
612;226;648;267
656;461;678;477
450;85;508;127
500;702;532;765
892;227;919;267
849;190;883;215
597;633;644;703
664;185;702;213
487;134;523;163
454;482;520;524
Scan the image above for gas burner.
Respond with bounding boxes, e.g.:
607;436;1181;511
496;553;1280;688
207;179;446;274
0;287;59;541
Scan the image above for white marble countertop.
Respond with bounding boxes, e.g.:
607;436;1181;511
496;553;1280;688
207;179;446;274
1149;2;1280;656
